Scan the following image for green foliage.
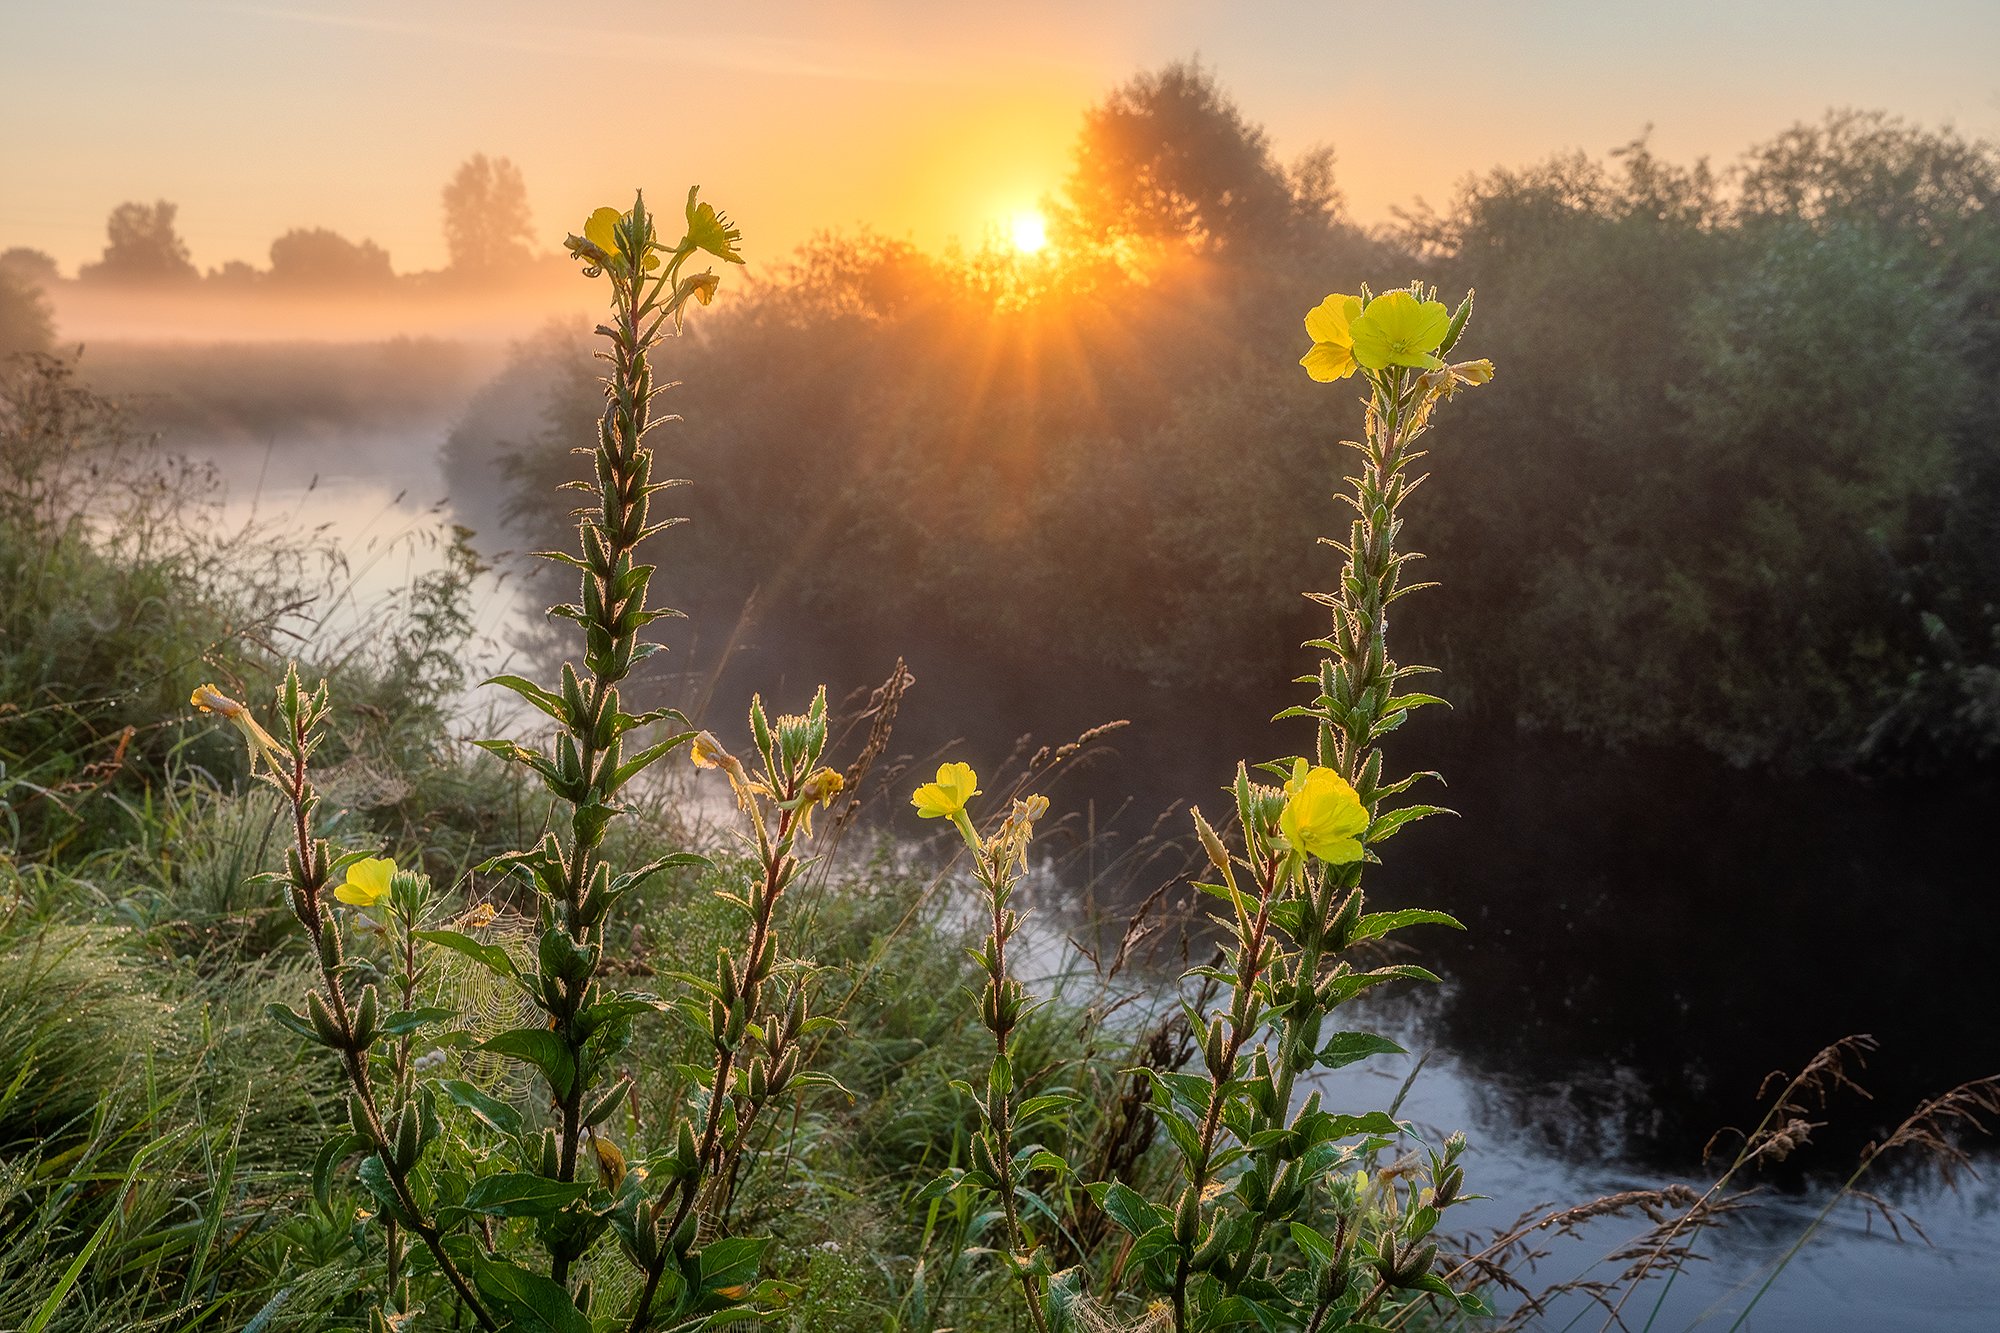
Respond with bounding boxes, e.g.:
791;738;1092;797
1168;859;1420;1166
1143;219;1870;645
455;100;2000;775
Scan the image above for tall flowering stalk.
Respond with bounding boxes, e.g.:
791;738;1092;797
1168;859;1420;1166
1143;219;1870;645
919;284;1494;1333
199;189;831;1333
912;764;1061;1332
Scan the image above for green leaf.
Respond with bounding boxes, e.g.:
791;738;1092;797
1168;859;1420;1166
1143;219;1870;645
1288;1221;1335;1269
1364;805;1450;845
460;1172;588;1218
485;674;568;725
470;1254;591;1333
311;1133;366;1214
478;1028;576;1099
1348;910;1463;945
698;1234;770;1296
379;1006;457;1037
1087;1181;1168;1238
265;1002;322;1044
355;1154;412;1226
414;929;521;983
1315;1032;1408;1070
1014;1093;1076;1121
609;731;697;790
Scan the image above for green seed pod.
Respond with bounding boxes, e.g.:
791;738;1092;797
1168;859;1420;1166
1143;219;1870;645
393;1102;421;1171
316;925;343;973
306;989;344;1048
348;1091;371;1138
538;1128;562;1179
583;1077;631;1129
1393;1242;1439;1287
675;1120;700;1176
669;1212;697;1258
1174;1186;1201;1247
746;1057;767;1102
351;985;378;1051
1202;1016;1229;1079
970;1132;1001;1182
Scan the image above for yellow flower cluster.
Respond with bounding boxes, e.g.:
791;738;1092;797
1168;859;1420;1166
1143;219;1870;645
1277;760;1368;864
1300;290;1453;382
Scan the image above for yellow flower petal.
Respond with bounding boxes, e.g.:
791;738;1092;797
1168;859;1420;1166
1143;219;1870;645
1350;291;1452;372
685;187;746;265
1301;342;1357;382
1278;767;1368;864
911;761;980;819
333;856;395;907
584;207;622;257
1303;294;1362;346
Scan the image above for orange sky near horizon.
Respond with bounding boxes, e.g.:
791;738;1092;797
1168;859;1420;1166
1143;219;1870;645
4;0;1999;278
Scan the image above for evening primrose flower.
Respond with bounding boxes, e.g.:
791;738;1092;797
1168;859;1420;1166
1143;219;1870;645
684;187;745;265
333;856;395;908
795;766;845;837
991;793;1049;871
190;682;285;775
1299;293;1364;382
1349;291;1453;372
690;730;758;809
575;205;660;273
1278;759;1368;863
911;761;980;820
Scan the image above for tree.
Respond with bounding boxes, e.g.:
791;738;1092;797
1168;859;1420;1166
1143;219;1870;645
1052;60;1308;258
0;271;53;355
0;248;60;289
78;200;198;284
267;227;395;287
440;153;534;272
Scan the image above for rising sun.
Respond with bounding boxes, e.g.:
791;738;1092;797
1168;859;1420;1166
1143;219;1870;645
1010;211;1049;254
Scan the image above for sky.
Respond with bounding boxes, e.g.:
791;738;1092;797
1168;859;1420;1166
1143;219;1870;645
4;0;1999;276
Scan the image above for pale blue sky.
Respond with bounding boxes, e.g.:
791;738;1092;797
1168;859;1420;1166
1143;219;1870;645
4;0;1996;273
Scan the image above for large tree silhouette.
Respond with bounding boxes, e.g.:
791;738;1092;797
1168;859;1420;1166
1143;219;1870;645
79;200;198;284
1053;59;1313;259
440;153;534;273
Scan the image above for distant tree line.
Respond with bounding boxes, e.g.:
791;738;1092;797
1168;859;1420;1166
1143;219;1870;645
449;63;2000;777
3;153;540;291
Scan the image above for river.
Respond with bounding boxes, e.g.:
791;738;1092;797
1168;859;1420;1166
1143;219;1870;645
178;411;2000;1332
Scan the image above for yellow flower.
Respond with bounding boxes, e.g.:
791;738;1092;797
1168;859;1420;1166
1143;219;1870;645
991;793;1049;871
1299;293;1363;382
796;766;845;837
690;731;729;770
578;205;661;273
690;731;761;810
190;682;285;774
1278;760;1367;863
911;761;980;820
1349;291;1452;372
334;856;396;908
684;187;745;265
688;271;721;306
